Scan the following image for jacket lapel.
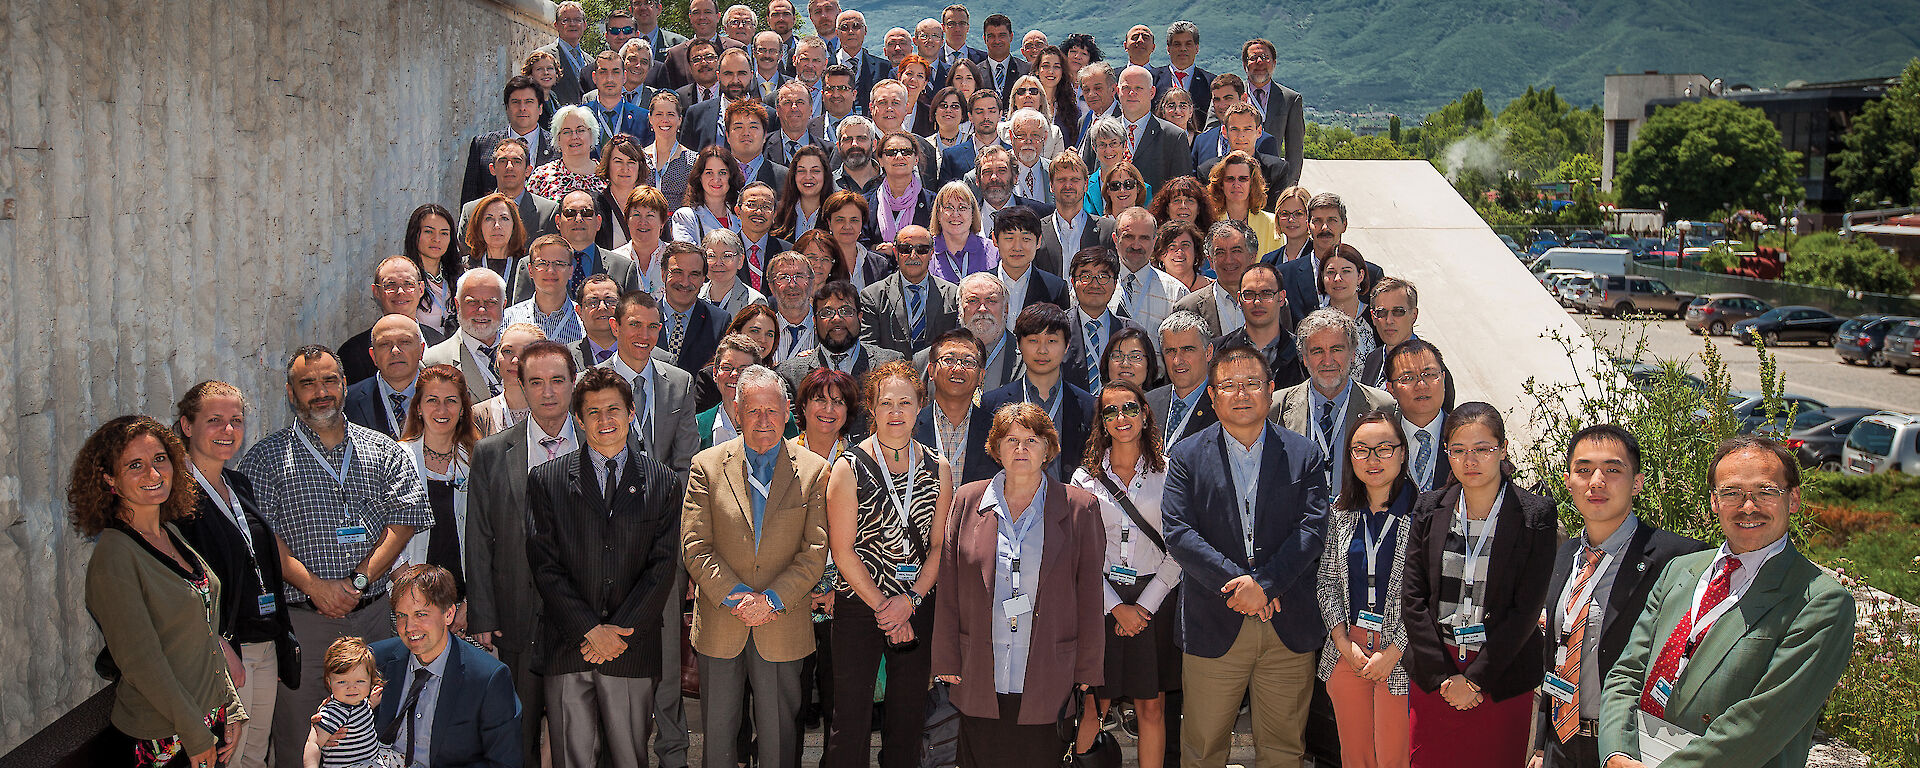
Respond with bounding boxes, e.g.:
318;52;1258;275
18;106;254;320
504;423;530;510
1036;479;1074;599
573;447;607;515
1602;523;1660;636
1425;485;1460;598
1672;547;1803;713
1543;539;1578;636
428;640;468;763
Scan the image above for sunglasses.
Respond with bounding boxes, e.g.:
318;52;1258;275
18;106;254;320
1370;306;1411;318
1100;401;1143;421
1106;179;1140;191
559;208;597;219
881;147;917;157
607;24;638;35
896;243;933;254
1013;87;1040;96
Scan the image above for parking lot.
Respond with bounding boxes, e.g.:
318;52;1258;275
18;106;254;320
1572;314;1920;414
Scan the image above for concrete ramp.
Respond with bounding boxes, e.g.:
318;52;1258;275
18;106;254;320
1296;160;1603;442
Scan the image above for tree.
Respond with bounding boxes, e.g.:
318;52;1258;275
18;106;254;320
1555;153;1600;184
578;0;776;53
1833;58;1920;209
1614;99;1803;220
1389;115;1402;144
1780;233;1918;295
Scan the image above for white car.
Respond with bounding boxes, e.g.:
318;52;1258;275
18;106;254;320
1843;412;1920;475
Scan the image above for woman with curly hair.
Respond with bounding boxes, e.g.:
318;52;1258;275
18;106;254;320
1207;150;1278;257
75;415;245;768
1149;176;1214;238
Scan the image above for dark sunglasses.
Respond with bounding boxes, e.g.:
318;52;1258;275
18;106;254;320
607;24;638;35
1013;87;1040;95
559;208;597;219
881;147;918;157
1106;179;1140;191
1100;401;1143;421
896;243;933;254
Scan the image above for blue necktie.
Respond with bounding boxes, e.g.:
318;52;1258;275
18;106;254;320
907;283;926;343
568;249;591;300
1085;319;1102;393
786;324;807;359
1165;398;1190;449
1318;401;1337;449
1414;430;1434;491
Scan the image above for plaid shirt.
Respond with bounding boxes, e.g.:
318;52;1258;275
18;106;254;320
238;420;433;603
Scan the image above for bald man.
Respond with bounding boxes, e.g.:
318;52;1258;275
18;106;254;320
345;313;429;439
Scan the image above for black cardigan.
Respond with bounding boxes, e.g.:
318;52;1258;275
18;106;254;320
172;467;301;689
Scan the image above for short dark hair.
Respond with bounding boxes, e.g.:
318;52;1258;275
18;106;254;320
1068;247;1120;279
1708;435;1801;490
688;37;725;61
1337;409;1413;512
991;204;1042;238
571;366;636;416
1013;302;1071;339
1567;423;1643;475
503;75;542;106
982;13;1012;32
285;344;343;385
517;339;579;382
615;290;662;323
662;241;707;273
811;279;860;308
966;88;1002;111
823;63;855;84
931;328;987;365
1240;261;1281;286
1384;337;1456;410
1208;342;1270;384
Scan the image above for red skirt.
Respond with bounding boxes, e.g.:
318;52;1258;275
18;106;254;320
1407;647;1533;768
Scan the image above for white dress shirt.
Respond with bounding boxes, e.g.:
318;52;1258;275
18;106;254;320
459;330;504;394
1071;456;1181;613
527;416;579;470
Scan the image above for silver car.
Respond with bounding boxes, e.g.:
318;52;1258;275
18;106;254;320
1842;412;1920;475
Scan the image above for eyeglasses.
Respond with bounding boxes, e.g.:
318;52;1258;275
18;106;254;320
1444;446;1503;462
582;297;621;309
1074;273;1115;286
838;21;865;30
529;258;573;271
1106;179;1140;191
1109;351;1149;364
1245;53;1274;63
1212;378;1268;394
377;280;422;293
1013;87;1040;96
823;84;854;93
772;273;812;284
607;24;637;35
1370;306;1411;318
896;242;933;254
739;201;775;212
1238;289;1280;303
936;354;980;369
690;53;720;64
939;204;973;214
1350;443;1402;460
1710;486;1788;507
815;306;859;319
559;208;597;219
1099;401;1143;421
881;147;917;157
1389;370;1445;387
460;297;505;309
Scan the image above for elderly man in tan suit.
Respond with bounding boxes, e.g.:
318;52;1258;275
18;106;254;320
682;364;831;768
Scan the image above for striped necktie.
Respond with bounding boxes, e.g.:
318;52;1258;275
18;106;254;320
1552;546;1604;742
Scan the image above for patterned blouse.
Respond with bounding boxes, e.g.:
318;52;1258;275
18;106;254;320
527;159;608;201
838;442;941;599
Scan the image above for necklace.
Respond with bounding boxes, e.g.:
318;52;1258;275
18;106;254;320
876;436;912;462
423;442;457;464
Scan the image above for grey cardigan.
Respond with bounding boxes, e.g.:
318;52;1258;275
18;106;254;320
1315;493;1414;694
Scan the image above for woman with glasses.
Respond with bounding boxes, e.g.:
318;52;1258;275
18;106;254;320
1154;88;1199;140
1401;403;1555;768
528;105;608;201
593;136;652;250
1083;118;1130;214
1101;328;1162;391
823;361;954;768
934;402;1106;768
611;186;672;292
404;203;464;338
1208;151;1279;257
698;230;770;316
698;305;782;413
1069;381;1181;768
869;133;937;244
670;145;744;244
646;91;699;210
1153;221;1212;294
503;236;585;344
1319;245;1379;378
471;322;550;437
461;192;529;291
929;182;998;282
773;145;833;241
1317;410;1417;768
1005;75;1066;158
696;333;765;449
1271;186;1315;264
1150;177;1215;244
927;87;974;173
1099;162;1150;217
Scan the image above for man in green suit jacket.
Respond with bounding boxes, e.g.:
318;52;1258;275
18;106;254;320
1598;435;1855;768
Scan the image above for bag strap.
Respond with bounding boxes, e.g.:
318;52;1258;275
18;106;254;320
849;444;930;564
1094;472;1165;554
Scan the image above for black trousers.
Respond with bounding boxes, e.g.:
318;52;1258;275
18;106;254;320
1543;730;1600;768
823;594;936;768
956;693;1065;768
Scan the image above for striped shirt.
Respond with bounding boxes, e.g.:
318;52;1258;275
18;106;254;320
316;698;381;768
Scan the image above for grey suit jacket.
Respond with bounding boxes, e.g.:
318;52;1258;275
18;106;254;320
1126;115;1194;193
422;330;497;404
465;420;545;656
536;40;589;106
1270;379;1396;483
1250;82;1306;189
1036;211;1115;277
511;244;641;304
859;272;959;360
1170;283;1232;337
1146;382;1217;448
766;125;827;166
596;356;700;476
459;191;558;246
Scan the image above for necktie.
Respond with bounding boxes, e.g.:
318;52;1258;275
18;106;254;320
994;62;1004;89
748;244;764;290
786;324;807;359
907;283;926;342
1639;557;1740;718
829;351;848;372
668;310;689;355
1318;401;1336;449
1175;70;1188;86
477;345;501;390
1255;87;1269;114
604;457;620;506
387;393;408;434
1414;430;1434;491
1025;168;1036;198
1123;272;1140;317
1554;545;1605;742
1085;319;1102;391
539;435;565;460
787;139;798;160
569;250;592;302
1165;398;1190;449
379;668;433;765
594;346;615;363
632;376;651;453
1126;122;1137;160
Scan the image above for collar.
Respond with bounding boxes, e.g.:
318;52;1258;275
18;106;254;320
902;272;933;293
998;263;1032;283
1309;378;1354;413
745;439;783;469
822;342;864;367
1023;376;1062;406
1403;410;1445;440
529;415;577;446
405;639;454;679
1123;261;1157;284
1075;306;1108;331
592;444;631;471
1055;208;1086;229
376;374;419;401
1222;423;1267;457
1711;533;1790;579
461;328;502;353
611;351;654;384
512;125;540;145
1585;514;1640;555
981;472;1047;517
1174;377;1208;405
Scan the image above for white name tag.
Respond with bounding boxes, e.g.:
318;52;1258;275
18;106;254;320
1452;623;1488;646
894;563;920;582
1107;565;1139;585
1544;671;1576;703
1003;593;1033;617
1650;677;1673;707
256;593;279;617
335;525;370;545
1356;610;1385;633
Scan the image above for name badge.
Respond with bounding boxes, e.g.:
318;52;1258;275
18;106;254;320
1003;593;1033;618
894;563;920;582
1355;610;1385;633
256;592;278;617
1544;671;1577;703
335;525;371;545
1650;677;1673;707
1108;565;1139;585
1452;623;1488;646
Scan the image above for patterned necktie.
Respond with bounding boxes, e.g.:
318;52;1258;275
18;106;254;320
994;62;1004;89
604;458;620;506
667;309;689;355
1123;272;1140;317
539;436;565;460
1318;401;1337;449
1554;546;1605;742
477;345;501;389
1639;557;1740;718
1414;430;1434;491
387;393;408;433
1085;319;1102;392
1025;168;1036;198
569;250;592;300
828;351;848;372
907;283;927;342
594;346;615;363
1165;398;1190;449
749;244;764;290
786;324;807;359
1125;122;1137;161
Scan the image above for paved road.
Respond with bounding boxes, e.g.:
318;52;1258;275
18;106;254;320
1572;314;1920;414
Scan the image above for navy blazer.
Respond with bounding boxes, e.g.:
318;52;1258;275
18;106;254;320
1151;64;1214;126
1162;421;1330;657
1013;268;1072;314
1061;312;1147;393
343;376;403;439
1189;125;1280;170
842;49;895;113
658;299;733;375
963;377;1094;486
680;97;775;154
371;635;522;768
863;185;938;238
937;138;986;186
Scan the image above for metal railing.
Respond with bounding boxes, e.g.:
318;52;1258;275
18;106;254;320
1627;263;1920;316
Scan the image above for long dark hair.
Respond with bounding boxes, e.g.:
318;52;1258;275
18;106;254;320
1081;380;1166;476
1441;401;1515;486
1037;46;1079;139
1101;327;1163;390
773;145;832;239
1336;409;1414;512
404;203;465;286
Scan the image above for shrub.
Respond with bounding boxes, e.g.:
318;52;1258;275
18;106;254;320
1821;563;1920;767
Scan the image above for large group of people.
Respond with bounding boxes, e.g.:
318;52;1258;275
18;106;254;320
74;4;1856;768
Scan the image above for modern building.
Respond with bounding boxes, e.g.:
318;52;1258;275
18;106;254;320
1601;72;1711;192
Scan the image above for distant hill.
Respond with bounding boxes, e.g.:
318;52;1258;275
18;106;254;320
855;0;1920;116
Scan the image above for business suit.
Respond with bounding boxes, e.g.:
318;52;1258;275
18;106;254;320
464;420;553;768
976;56;1028;102
1007;157;1052;207
637;27;690;63
1189;125;1280;170
773;342;906;397
1269;379;1396;488
860;272;959;360
513;244;643;304
1274;249;1386;324
423;331;501;404
1199;151;1290;207
597;356;701;476
460;189;559;244
837;48;895;113
936;137;989;186
765;125;827;166
1120;115;1193;194
963;377;1093;485
1145;382;1217;450
370;634;522;768
747;157;789;191
681;97;776;153
657;299;732;375
344;375;408;439
982;195;1055;227
1062;311;1146;393
1152;64;1214;127
1161;421;1330;767
911;328;1023;389
1536;521;1706;768
1170;283;1236;338
1597;543;1855;768
657;36;748;92
527;439;684;768
462;128;561;204
682;437;831;768
339;323;444;387
1245;81;1306;189
932;477;1106;728
1035;211;1114;278
537;39;591;107
1008;267;1071;317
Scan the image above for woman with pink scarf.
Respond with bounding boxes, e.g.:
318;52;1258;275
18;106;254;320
864;132;937;247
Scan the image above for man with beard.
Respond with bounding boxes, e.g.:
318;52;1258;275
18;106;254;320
767;0;800;67
914;328;988;481
971;145;1052;227
766;252;820;363
571;275;624;369
775;279;906;396
819;64;860;142
656;242;734;374
684;48;768;149
913;272;1021;389
936;89;1004;185
861;224;958;360
657;0;746;92
785;36;831;122
1035;151;1112;277
674;39;728;108
1268;308;1394;488
1109;205;1188;332
239;345;431;768
424;268;511;403
807;0;842;54
830;115;881;194
1273;192;1381;324
881;27;913;70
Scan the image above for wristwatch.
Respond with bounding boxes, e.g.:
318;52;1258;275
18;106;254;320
906;589;924;608
349;571;371;592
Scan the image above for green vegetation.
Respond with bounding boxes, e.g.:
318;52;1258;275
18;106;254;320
1763;232;1919;296
1614;99;1803;220
574;0;778;55
1834;58;1920;209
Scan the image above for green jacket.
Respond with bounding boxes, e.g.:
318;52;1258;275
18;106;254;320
1598;543;1854;768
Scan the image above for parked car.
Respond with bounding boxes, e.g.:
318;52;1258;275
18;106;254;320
1684;294;1771;336
1527;233;1565;256
1603;234;1639;252
1557;274;1595;310
1716;390;1828;435
1780;407;1880;472
1834;315;1916;367
1883;320;1920;374
1843;412;1920;475
1621;361;1707;396
1574;273;1696;318
1730;306;1845;346
1532;247;1632;277
1498;234;1525;257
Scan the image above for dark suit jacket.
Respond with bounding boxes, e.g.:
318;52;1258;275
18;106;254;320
1248;81;1306;189
936;138;985;186
1189;125;1279;170
983;195;1055;227
978;56;1029;103
173;469;299;688
1534;521;1707;747
863;185;938;235
773;342;906;398
657;36;747;92
1152;64;1214;126
1062;312;1146;392
681;96;776;153
462;128;561;204
749;157;788;191
964;377;1094;485
912;328;1024;389
736;234;792;287
765;126;827;166
1036;212;1116;281
338;322;445;386
537;40;589;106
1401;483;1558;701
658;298;732;375
526;439;684;677
840;49;895;113
1122;115;1194;193
1274;248;1387;324
1162;421;1329;656
465;421;545;659
932;477;1105;724
1145;382;1218;450
370;635;521;768
344;375;405;439
1012;267;1072;314
859;272;959;359
1199;151;1290;209
637;27;689;63
462;190;558;246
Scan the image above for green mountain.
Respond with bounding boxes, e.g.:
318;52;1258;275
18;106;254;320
856;0;1920;115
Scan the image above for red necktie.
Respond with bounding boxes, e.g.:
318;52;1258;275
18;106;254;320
1639;556;1740;718
718;216;731;230
1174;70;1188;86
748;244;763;290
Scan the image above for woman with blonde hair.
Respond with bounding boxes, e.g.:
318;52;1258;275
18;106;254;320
1271;185;1314;264
929;182;998;282
1207;151;1278;257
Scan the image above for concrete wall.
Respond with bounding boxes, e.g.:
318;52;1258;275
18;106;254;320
0;0;554;751
1601;72;1710;191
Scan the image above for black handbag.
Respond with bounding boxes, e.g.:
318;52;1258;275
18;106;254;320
1057;687;1121;768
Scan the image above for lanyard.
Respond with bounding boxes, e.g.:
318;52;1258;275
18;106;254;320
940;246;967;281
746;466;772;501
190;463;268;594
1558;547;1617;634
875;440;920;543
1360;513;1398;611
1681;557;1746;659
295;426;355;491
1110;468;1139;566
1453;484;1506;621
996;491;1041;595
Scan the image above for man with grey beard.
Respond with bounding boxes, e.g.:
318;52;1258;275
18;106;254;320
238;345;433;768
914;271;1024;390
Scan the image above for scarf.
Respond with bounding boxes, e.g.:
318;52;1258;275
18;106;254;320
880;175;922;242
